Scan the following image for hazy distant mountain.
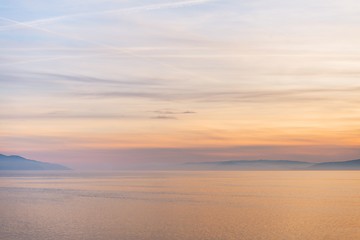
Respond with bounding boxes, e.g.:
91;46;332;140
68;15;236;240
183;160;313;170
182;159;360;170
308;159;360;170
0;154;70;170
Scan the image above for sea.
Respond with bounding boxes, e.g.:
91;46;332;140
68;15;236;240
0;171;359;240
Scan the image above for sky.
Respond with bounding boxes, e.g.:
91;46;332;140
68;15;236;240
1;0;360;169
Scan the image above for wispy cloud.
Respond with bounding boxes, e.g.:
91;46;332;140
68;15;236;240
153;109;197;114
0;52;108;66
0;71;164;87
73;86;360;103
0;13;216;83
152;115;178;120
0;0;213;31
37;72;163;86
150;109;197;119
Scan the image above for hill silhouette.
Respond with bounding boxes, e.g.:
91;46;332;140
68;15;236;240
0;154;70;170
182;159;360;170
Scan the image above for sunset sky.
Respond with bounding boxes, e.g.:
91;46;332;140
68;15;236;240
1;0;360;169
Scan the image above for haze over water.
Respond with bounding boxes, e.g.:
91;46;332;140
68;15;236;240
1;171;359;240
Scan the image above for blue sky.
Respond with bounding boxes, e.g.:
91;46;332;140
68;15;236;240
1;0;360;169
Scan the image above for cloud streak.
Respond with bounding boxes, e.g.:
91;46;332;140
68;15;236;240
74;86;360;103
0;71;165;89
0;13;216;83
0;0;212;31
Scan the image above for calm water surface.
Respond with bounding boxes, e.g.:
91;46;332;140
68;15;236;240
0;171;359;240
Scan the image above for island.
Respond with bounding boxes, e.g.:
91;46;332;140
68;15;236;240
0;154;70;170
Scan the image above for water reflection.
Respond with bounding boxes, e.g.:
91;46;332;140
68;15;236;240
0;171;359;240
